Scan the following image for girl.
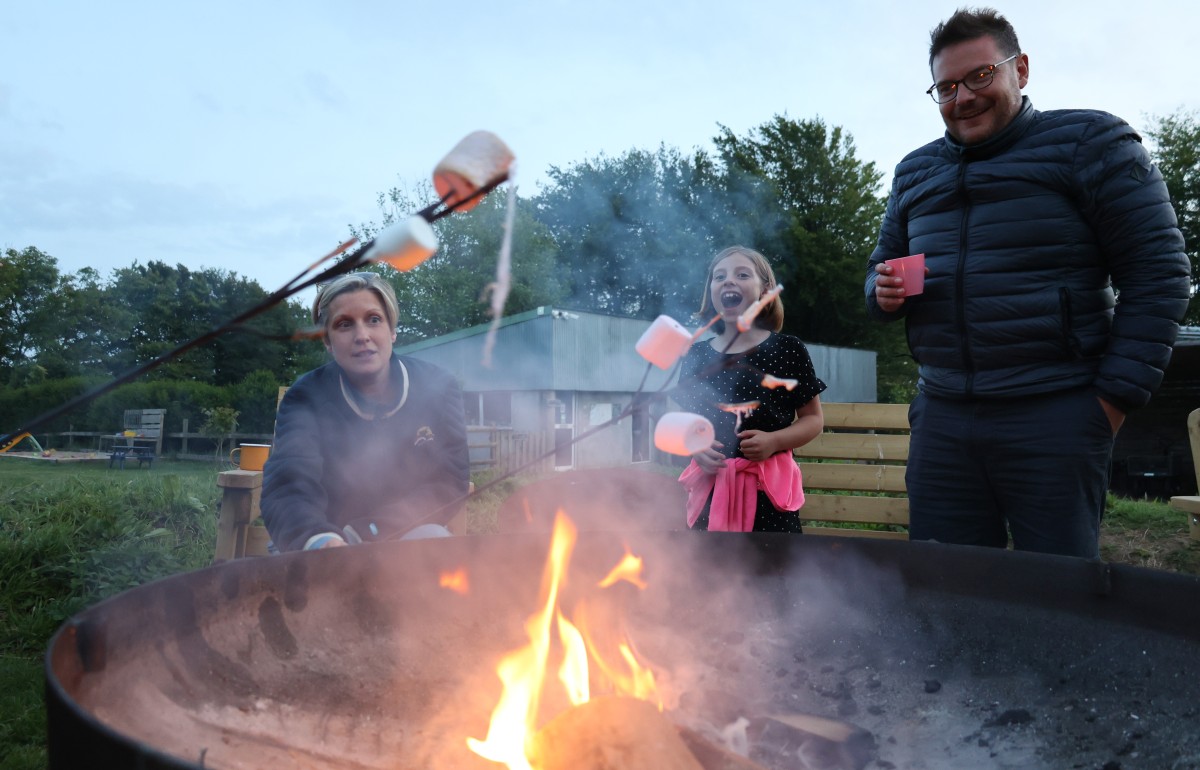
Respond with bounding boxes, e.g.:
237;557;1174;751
673;246;825;532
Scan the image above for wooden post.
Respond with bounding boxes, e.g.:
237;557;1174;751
214;470;263;562
181;419;189;455
1168;408;1200;543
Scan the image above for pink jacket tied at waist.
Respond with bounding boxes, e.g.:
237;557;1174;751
679;452;805;531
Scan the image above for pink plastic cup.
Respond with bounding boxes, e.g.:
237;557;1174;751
885;253;925;296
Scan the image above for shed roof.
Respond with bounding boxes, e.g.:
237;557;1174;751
397;307;877;401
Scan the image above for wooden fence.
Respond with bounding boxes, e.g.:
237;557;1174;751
468;427;554;475
40;424;553;472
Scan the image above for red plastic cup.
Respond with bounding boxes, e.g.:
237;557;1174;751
885;253;925;296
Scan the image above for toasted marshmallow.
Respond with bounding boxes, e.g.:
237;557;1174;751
636;315;693;370
364;215;438;272
433;131;515;213
654;412;716;456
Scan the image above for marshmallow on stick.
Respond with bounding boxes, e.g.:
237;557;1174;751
717;400;760;432
433;131;515;213
761;374;798;391
363;215;439;272
736;284;784;333
636;315;693;370
654;412;715;456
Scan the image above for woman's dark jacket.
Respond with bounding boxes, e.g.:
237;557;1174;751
261;355;470;551
865;97;1190;412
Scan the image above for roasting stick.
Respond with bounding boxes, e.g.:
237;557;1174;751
407;355;679;532
0;251;371;448
480;180;518;368
0;138;513;449
405;310;767;533
736;284;783;333
690;313;721;340
416;288;790;522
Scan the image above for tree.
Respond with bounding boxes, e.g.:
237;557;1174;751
355;181;564;343
200;406;239;463
532;146;736;321
35;267;134;380
103;261;319;384
714;116;889;348
0;247;63;383
1146;110;1200;325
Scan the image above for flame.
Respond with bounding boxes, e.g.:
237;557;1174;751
467;511;662;768
598;548;646;590
556;611;589;706
440;568;470;595
467;511;576;768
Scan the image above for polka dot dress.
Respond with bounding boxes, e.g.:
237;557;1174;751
673;332;826;532
674;332;826;458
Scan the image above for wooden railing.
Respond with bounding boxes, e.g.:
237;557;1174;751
38;424;554;472
467;427;553;474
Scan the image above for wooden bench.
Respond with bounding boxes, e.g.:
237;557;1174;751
215;470;270;561
1168;408;1200;542
214;470;477;561
794;402;910;539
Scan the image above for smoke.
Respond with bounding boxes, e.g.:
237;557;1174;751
531;146;785;325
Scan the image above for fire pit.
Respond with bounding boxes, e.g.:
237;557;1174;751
46;532;1200;769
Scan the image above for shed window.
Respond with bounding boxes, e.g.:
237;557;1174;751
464;391;512;426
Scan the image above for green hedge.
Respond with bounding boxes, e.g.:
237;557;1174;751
2;371;285;437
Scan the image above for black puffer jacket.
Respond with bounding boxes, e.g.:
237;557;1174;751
866;98;1189;411
261;355;470;551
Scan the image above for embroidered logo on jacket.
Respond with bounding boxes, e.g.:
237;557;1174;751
414;426;435;446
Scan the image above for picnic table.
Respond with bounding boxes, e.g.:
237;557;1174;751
100;435;158;469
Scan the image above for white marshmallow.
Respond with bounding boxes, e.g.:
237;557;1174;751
433;131;515;213
654;412;715;456
635;315;693;370
364;215;439;272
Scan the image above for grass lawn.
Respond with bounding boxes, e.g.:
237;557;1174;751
0;458;223;770
1;457;1197;768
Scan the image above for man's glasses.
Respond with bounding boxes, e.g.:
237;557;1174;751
926;54;1019;104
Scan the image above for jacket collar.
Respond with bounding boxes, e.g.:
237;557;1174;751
337;355;410;420
945;96;1036;162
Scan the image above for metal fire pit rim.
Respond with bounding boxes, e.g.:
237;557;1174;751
43;532;1200;770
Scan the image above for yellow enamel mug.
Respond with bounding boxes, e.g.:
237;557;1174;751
230;443;271;471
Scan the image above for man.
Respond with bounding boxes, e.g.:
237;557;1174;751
865;8;1190;557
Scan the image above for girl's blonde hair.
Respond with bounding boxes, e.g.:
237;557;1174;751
312;272;399;331
697;246;784;333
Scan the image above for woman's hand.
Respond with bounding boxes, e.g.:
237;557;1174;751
692;442;726;474
736;430;777;462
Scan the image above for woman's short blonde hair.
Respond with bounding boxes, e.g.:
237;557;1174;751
697;246;784;333
312;272;399;330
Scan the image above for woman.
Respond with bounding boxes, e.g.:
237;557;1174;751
673;246;826;532
261;272;470;551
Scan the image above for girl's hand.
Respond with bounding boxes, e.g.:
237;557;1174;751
736;430;777;462
692;442;726;474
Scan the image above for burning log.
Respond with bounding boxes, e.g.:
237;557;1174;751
676;724;770;770
528;696;704;770
746;713;876;770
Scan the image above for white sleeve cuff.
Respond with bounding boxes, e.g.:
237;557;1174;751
304;532;347;550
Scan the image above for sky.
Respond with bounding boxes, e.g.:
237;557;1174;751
4;0;1197;303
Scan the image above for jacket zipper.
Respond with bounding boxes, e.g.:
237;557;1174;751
955;161;975;395
1059;287;1082;359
